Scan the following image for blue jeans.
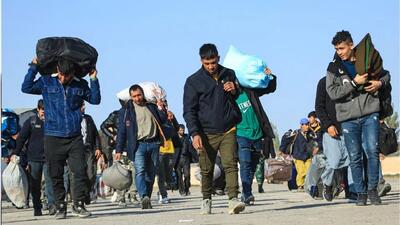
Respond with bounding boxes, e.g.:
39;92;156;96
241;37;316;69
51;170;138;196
134;142;160;198
237;136;262;199
321;133;350;186
43;163;55;206
342;113;380;193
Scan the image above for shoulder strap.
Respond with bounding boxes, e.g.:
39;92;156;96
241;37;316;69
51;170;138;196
289;130;298;155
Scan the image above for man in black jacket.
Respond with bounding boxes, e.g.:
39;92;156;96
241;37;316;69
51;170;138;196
79;103;102;201
12;99;56;216
173;124;193;196
183;43;245;215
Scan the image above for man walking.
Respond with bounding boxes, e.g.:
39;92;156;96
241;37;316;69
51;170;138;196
115;84;167;209
21;57;101;218
183;43;245;215
326;30;390;205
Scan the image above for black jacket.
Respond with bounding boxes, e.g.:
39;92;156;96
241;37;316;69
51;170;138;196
100;110;119;149
14;115;45;162
173;134;193;168
183;65;242;136
315;77;342;134
240;74;277;158
82;114;102;152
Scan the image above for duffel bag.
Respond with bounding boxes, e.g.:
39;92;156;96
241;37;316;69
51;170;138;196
102;161;132;191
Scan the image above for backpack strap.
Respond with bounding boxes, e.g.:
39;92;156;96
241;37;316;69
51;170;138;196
288;130;298;155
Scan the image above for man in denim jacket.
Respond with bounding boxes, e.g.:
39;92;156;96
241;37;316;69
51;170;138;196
21;57;100;219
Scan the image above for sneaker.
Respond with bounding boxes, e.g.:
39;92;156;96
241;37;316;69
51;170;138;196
71;202;92;218
159;197;170;204
48;204;57;215
141;196;152;209
346;192;358;203
258;184;264;193
118;201;127;208
185;191;191;196
323;185;334;202
241;195;255;206
130;195;140;205
228;198;245;215
368;189;382;205
356;193;367;206
214;189;225;196
200;199;212;215
54;204;67;220
378;183;391;197
34;209;42;216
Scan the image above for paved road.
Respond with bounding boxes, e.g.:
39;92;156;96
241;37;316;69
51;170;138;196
2;177;399;225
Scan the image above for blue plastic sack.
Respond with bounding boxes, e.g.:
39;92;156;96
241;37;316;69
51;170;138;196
222;45;273;88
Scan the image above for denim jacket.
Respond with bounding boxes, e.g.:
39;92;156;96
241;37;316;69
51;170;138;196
21;64;101;137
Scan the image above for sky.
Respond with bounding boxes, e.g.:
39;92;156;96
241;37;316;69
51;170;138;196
2;0;399;138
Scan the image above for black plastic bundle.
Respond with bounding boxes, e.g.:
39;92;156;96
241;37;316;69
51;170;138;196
36;37;98;78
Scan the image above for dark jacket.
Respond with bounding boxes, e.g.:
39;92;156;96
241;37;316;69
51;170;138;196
240;74;277;158
100;110;119;149
173;134;193;168
14;115;45;162
183;65;242;136
21;64;101;137
315;77;342;134
280;129;314;161
116;100;167;161
82;114;102;152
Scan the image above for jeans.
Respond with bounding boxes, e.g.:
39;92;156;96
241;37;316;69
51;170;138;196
237;136;262;199
27;161;44;210
342;113;380;193
199;131;239;199
134;142;160;198
42;163;55;206
321;133;350;186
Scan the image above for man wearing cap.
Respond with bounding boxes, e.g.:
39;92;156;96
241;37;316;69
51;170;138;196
281;118;316;190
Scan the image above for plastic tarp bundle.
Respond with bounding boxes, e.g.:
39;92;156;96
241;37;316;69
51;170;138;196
193;163;221;181
102;161;132;191
2;157;29;208
36;37;98;78
116;82;167;103
222;45;273;88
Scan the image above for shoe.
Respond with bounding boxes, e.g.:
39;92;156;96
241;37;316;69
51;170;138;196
141;196;152;209
158;197;170;204
297;186;305;192
323;185;334;202
130;194;140;205
54;204;67;220
356;193;367;206
258;184;264;193
346;192;358;203
200;199;212;215
185;191;191;196
241;195;255;206
118;201;127;208
71;202;92;218
378;183;391;197
34;209;42;216
368;189;382;205
228;198;245;215
48;204;57;215
214;189;225;196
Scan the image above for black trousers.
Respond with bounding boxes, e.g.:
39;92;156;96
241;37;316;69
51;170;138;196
27;161;44;210
44;135;89;207
70;147;96;198
176;156;191;194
